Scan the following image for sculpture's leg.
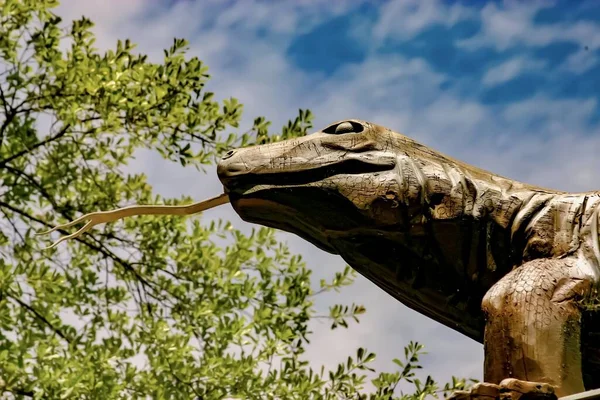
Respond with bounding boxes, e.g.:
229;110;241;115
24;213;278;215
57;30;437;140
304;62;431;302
481;257;594;397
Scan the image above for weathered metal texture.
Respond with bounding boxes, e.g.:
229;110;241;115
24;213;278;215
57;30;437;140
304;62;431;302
218;120;600;396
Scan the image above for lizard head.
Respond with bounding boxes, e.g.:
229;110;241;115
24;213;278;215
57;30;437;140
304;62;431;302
217;119;403;253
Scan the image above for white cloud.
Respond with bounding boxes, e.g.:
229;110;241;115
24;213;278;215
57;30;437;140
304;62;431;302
482;57;546;86
371;0;475;45
458;1;600;55
501;95;597;129
559;49;599;74
458;1;545;51
208;0;355;35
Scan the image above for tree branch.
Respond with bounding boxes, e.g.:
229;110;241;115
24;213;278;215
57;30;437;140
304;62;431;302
0;83;13;149
7;293;71;343
0;386;35;398
2;164;58;206
0;123;71;168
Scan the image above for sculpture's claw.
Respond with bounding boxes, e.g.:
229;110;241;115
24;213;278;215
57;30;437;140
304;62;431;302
498;379;556;400
447;382;502;400
446;379;556;400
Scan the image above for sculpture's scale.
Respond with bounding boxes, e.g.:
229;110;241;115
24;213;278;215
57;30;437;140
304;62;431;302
42;120;600;398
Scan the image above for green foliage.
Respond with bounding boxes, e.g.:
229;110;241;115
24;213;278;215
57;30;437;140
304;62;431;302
0;0;472;398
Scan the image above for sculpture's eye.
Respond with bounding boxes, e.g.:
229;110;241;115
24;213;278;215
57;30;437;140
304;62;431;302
323;121;364;135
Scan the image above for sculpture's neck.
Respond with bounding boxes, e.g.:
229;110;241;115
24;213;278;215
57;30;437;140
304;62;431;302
397;153;540;230
393;153;597;269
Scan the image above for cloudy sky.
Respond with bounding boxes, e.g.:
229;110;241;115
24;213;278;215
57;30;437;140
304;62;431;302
55;0;600;389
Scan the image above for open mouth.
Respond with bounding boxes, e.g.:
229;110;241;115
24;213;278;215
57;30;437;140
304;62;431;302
222;159;395;190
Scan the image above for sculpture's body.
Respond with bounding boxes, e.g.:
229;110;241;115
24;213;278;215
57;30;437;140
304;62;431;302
43;119;600;397
217;120;600;396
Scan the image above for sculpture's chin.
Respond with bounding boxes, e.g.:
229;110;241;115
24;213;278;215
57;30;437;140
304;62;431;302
227;186;372;255
230;196;338;254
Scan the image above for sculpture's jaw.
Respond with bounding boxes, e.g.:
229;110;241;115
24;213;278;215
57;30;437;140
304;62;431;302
226;189;340;253
225;185;380;254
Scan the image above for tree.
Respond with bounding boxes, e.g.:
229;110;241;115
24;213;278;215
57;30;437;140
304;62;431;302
0;0;472;398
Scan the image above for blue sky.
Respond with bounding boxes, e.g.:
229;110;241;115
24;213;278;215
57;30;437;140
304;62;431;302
285;1;600;108
57;0;600;390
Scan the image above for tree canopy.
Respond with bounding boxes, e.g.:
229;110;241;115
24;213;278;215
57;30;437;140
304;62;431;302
0;0;471;398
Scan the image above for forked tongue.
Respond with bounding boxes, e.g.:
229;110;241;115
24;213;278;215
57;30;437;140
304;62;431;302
37;193;230;249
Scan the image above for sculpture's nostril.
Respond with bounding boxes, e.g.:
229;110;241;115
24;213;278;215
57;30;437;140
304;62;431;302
222;150;236;160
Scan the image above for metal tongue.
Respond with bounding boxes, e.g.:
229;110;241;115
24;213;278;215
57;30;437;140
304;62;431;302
37;193;230;249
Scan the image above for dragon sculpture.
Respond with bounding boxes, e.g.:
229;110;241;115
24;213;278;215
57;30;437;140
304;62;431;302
41;120;600;398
